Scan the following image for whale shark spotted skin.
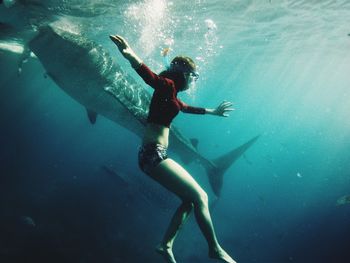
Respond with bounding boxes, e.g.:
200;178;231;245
28;25;259;197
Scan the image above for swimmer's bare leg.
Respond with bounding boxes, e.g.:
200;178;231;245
149;159;237;263
208;246;237;263
156;201;193;263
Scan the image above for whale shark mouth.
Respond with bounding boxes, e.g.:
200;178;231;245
0;41;24;54
0;40;36;57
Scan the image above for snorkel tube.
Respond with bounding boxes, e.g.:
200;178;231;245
161;47;171;70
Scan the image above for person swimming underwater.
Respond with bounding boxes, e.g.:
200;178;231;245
110;34;236;263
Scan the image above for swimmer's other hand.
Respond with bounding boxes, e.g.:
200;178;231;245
213;101;235;117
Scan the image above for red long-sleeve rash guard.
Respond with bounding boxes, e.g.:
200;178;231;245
135;63;205;128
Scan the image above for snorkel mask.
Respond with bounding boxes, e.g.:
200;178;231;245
162;51;199;83
184;71;200;83
168;56;199;83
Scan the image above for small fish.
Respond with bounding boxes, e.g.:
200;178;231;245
19;216;36;227
161;47;171;57
336;195;350;206
2;0;17;8
161;47;171;69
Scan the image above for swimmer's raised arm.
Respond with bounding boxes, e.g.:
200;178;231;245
205;101;235;117
109;35;143;69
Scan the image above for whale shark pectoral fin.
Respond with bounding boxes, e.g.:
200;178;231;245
86;108;97;124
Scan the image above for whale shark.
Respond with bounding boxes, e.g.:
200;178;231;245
27;25;259;197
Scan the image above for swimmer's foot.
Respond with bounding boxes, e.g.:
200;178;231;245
156;244;177;263
209;246;237;263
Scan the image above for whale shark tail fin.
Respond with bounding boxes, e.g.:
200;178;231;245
206;135;260;197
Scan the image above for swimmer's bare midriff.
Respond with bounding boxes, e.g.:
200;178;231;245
142;123;170;147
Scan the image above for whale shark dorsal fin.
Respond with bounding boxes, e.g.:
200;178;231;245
190;138;199;150
86;108;97;124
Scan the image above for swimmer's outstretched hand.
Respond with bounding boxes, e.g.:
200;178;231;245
109;35;133;58
109;35;142;68
213;101;235;117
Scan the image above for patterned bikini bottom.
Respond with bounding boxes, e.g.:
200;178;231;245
138;143;168;175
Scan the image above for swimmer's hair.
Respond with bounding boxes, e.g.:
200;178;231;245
170;56;196;73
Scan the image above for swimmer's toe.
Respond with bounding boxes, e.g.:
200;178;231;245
156;244;177;263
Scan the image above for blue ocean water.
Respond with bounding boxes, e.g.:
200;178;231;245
1;0;350;262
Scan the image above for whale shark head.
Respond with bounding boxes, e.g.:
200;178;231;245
29;26;118;93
